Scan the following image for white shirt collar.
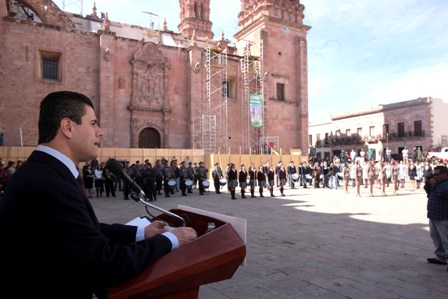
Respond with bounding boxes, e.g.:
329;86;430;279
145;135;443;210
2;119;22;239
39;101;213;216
36;145;79;178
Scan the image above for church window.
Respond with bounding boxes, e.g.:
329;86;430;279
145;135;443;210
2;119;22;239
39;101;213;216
193;3;197;18
222;78;236;99
43;59;58;80
369;126;375;138
276;83;285;101
222;81;229;98
414;120;422;137
38;50;61;82
397;122;405;138
357;127;362;139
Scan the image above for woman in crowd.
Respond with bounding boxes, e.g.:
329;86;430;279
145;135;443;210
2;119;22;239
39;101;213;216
398;160;407;188
367;160;376;196
313;162;322;188
391;160;399;195
415;161;424;189
354;160;363;197
248;162;257;198
342;162;350;194
82;162;94;198
378;161;387;196
94;161;105;197
267;165;275;197
257;165;266;197
238;164;248;199
226;163;238;200
408;160;417;191
278;163;287;196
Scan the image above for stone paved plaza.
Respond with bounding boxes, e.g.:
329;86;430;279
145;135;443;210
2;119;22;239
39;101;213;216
90;182;448;299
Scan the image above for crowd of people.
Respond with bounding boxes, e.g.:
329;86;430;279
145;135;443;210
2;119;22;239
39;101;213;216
2;152;447;202
209;156;447;199
76;157;211;201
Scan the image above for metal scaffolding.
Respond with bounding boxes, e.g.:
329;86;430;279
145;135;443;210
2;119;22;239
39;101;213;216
62;0;84;15
192;46;228;154
240;40;267;154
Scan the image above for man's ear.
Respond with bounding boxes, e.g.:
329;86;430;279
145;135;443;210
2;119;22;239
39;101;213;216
60;118;74;139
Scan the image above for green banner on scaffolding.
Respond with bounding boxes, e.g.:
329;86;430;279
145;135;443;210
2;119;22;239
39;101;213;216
250;94;264;128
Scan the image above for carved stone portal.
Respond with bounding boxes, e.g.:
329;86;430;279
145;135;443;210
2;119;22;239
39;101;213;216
131;43;168;109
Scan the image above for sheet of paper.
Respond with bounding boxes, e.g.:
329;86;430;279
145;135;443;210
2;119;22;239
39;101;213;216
126;216;151;227
127;216;176;231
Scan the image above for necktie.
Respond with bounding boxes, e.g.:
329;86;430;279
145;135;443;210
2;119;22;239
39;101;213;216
76;175;87;197
76;175;84;187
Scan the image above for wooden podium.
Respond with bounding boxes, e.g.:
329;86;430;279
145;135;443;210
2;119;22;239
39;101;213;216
107;209;246;299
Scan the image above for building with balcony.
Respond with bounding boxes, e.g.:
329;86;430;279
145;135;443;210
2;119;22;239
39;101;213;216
308;97;448;161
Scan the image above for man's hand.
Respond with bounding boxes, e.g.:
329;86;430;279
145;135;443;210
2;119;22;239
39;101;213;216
170;227;198;246
144;220;169;238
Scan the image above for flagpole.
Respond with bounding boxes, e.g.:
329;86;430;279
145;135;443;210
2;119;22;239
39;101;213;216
19;126;23;147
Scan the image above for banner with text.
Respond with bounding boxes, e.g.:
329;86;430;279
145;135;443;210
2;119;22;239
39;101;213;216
250;94;263;128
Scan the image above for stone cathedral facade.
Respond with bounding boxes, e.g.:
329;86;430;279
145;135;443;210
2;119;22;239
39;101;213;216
0;0;310;154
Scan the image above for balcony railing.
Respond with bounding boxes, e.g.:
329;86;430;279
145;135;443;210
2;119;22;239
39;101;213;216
312;130;426;148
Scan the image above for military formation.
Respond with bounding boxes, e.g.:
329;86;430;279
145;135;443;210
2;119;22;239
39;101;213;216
112;158;211;201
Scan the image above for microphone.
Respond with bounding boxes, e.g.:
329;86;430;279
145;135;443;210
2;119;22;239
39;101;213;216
106;158;186;227
105;158;145;199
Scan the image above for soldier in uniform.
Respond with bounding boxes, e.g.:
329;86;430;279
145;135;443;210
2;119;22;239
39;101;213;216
172;158;181;193
186;162;195;194
212;163;224;194
278;163;287;196
154;159;164;195
299;161;308;188
287;161;297;189
142;160;156;202
196;161;208;195
162;160;175;198
179;161;188;196
193;162;199;189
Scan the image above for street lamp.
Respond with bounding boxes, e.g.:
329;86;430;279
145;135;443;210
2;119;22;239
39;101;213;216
386;133;389;162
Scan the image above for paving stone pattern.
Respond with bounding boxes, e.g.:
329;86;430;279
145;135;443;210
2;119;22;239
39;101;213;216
91;183;448;299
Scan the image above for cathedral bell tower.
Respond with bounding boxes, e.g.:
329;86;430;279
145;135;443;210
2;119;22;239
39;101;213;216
235;0;311;155
178;0;213;39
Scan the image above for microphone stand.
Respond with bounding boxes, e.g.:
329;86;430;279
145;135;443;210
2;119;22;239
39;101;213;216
130;193;186;227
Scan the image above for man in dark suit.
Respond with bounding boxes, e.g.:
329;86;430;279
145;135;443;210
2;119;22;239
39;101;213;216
299;161;308;188
0;91;197;298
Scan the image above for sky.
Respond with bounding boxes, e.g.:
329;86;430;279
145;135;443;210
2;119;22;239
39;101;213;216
54;0;448;124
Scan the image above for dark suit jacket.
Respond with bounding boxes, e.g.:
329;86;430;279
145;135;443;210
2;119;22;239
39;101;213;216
0;151;172;298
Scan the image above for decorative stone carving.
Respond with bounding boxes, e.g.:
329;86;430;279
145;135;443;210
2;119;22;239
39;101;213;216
162;117;172;135
131;117;139;129
238;0;305;28
103;12;110;31
131;43;168;108
118;76;125;89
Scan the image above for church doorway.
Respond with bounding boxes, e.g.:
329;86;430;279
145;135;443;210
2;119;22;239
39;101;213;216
138;128;161;148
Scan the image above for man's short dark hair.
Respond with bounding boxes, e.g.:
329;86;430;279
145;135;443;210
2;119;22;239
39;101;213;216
434;165;448;175
38;91;94;144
